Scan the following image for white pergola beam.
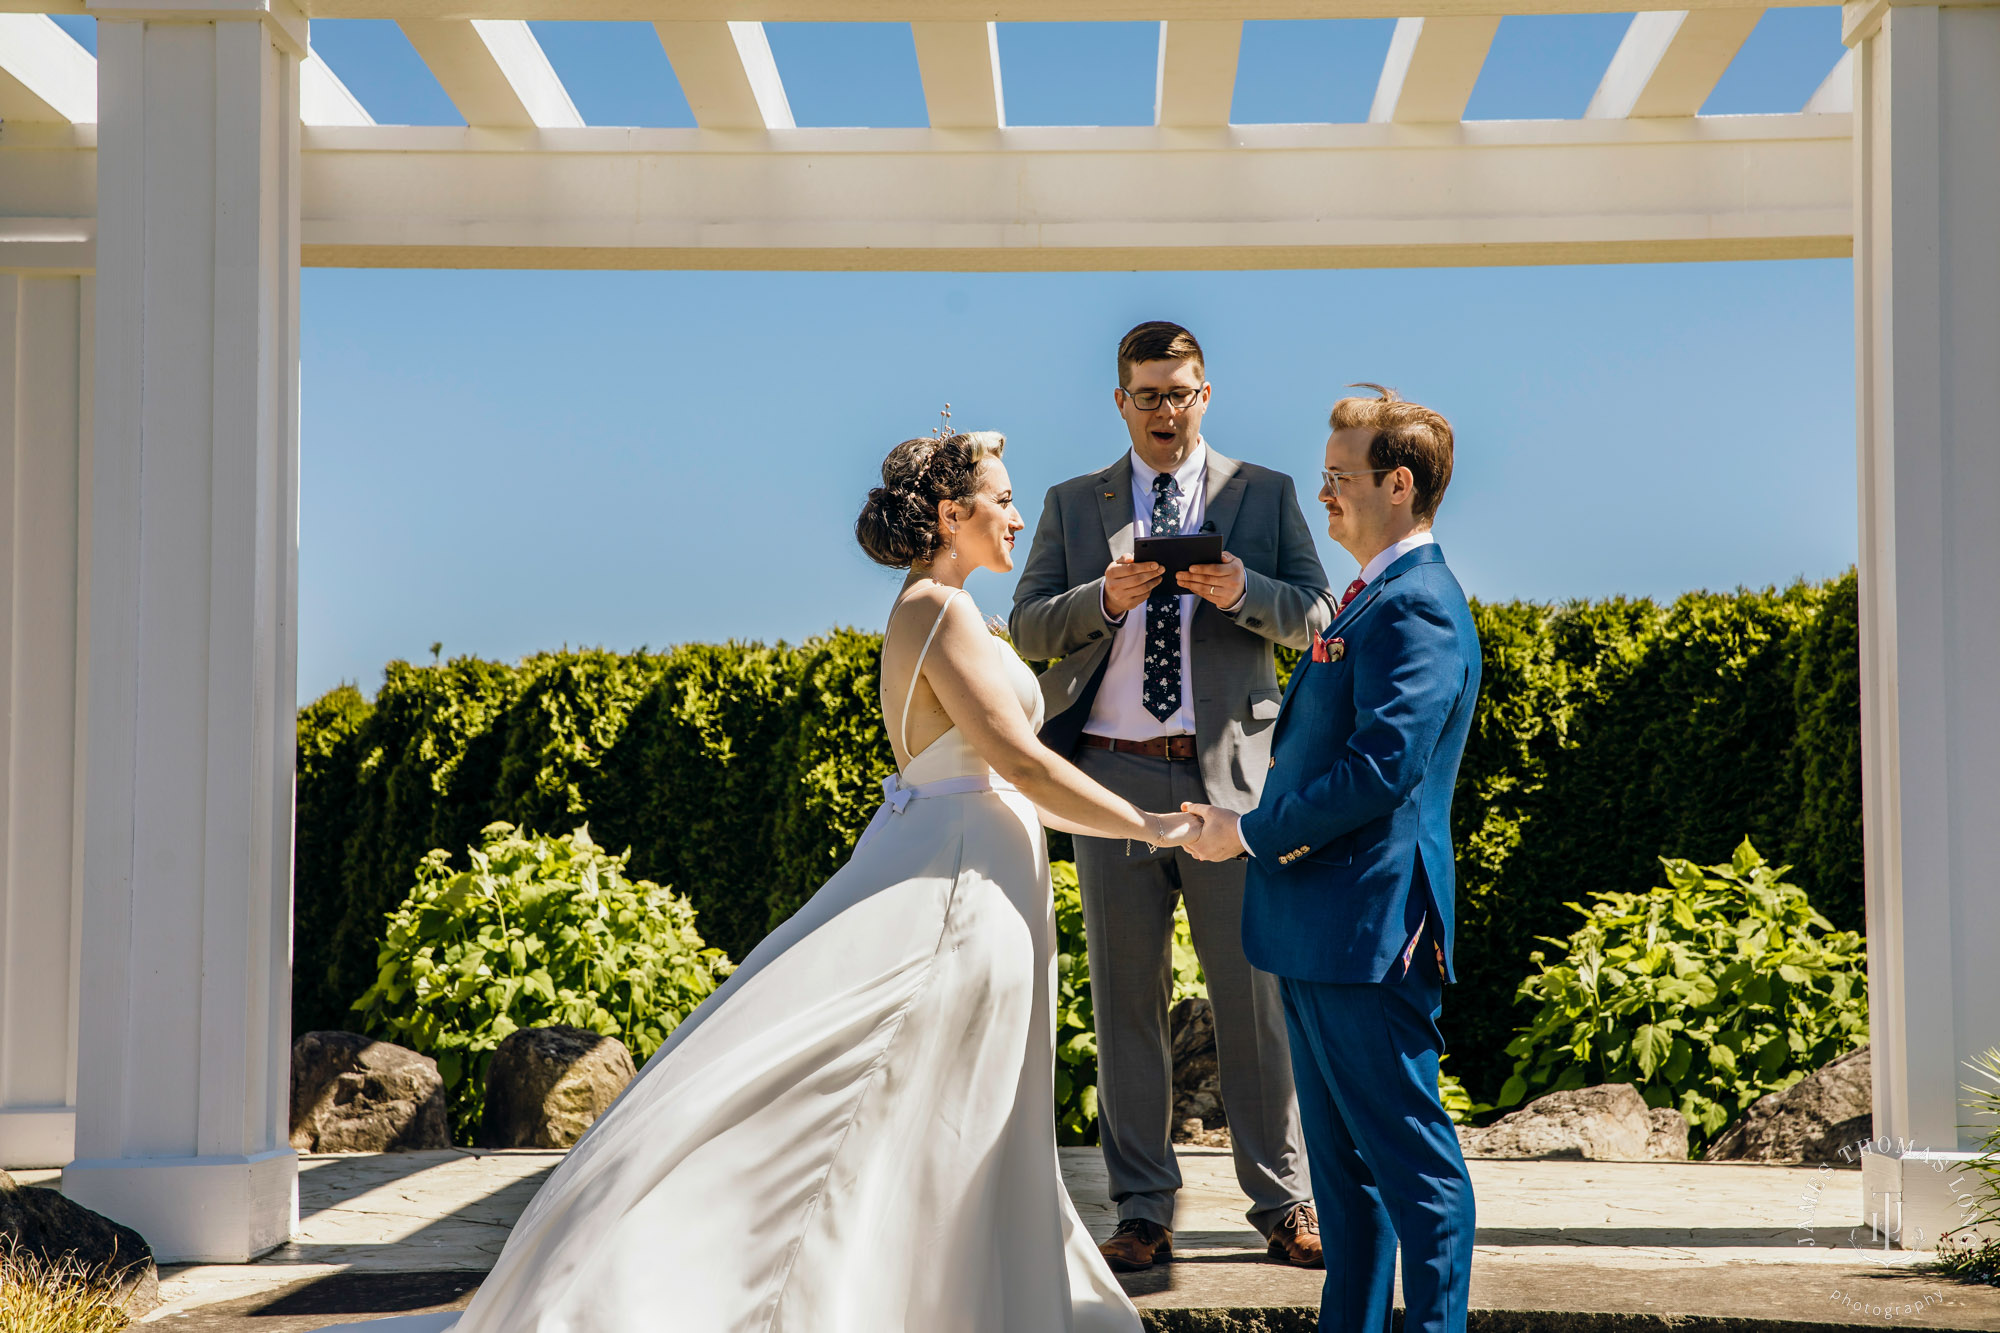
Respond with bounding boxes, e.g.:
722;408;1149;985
1155;19;1242;126
0;14;93;124
1369;15;1500;123
398;18;582;128
301;50;373;125
1585;8;1762;119
655;20;792;129
1803;46;1851;112
264;117;1863;269
911;20;1002;128
0;119;1859;272
132;0;1823;18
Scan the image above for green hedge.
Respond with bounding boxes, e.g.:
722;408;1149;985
1449;572;1861;1094
291;637;896;1036
296;574;1861;1106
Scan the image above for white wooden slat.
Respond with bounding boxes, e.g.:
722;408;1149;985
301;51;373;126
0;14;93;125
911;20;1003;129
1803;47;1852;113
398;18;583;129
1368;15;1500;123
654;20;793;130
1584;8;1761;118
1155;19;1242;127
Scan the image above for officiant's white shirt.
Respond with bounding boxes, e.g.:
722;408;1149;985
1086;441;1211;741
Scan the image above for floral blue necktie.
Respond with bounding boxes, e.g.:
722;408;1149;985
1143;473;1184;723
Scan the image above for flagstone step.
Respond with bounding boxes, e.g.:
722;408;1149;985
91;1148;2000;1330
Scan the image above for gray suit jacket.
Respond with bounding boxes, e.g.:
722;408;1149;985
1009;448;1336;813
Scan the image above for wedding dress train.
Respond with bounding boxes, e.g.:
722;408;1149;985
366;588;1140;1333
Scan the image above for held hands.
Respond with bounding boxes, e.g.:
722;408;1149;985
1178;552;1247;610
1144;808;1205;849
1178;803;1248;861
1103;555;1165;618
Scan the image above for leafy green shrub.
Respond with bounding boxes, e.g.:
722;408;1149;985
1450;583;1859;1098
296;657;528;1033
351;822;733;1142
1052;862;1098;1145
1498;838;1867;1145
1438;1060;1487;1125
1051;860;1205;1145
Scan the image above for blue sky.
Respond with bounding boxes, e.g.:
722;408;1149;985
53;14;1856;700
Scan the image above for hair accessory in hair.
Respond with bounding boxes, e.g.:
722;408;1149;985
931;404;952;439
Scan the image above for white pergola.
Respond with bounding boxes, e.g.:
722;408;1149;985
0;0;1991;1264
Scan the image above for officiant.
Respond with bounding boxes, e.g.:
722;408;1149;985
1010;321;1338;1272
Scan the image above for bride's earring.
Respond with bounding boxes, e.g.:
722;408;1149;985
948;525;959;561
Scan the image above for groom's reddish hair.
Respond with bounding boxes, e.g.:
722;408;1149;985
1330;385;1455;523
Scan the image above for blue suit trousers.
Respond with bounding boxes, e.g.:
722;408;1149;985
1279;971;1474;1333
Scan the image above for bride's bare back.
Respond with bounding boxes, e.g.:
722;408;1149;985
880;581;966;770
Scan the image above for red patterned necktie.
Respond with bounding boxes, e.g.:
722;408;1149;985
1337;578;1366;613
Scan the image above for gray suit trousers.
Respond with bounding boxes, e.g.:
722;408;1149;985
1074;745;1311;1236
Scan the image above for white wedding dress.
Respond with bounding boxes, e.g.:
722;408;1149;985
403;588;1142;1333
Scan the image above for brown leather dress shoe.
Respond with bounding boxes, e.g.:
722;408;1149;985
1267;1202;1324;1268
1099;1218;1173;1272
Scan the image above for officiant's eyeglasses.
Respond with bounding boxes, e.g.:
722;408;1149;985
1120;386;1205;411
1320;468;1398;495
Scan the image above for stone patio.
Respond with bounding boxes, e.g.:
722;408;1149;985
19;1149;1994;1331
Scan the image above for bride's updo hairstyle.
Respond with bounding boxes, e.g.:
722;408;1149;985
855;431;1007;569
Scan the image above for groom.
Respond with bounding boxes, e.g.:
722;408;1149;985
1011;321;1335;1272
1185;385;1480;1333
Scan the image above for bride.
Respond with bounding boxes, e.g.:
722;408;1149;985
411;429;1204;1332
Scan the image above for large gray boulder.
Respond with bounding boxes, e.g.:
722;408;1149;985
290;1031;450;1153
1646;1105;1692;1161
1460;1083;1688;1161
479;1025;636;1150
1705;1046;1872;1165
1170;997;1228;1146
0;1168;160;1315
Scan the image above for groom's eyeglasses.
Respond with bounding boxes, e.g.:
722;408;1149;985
1121;386;1204;411
1320;468;1398;496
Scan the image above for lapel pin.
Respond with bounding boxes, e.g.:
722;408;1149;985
1103;491;1115;499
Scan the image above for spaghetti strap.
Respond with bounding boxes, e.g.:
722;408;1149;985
899;587;965;757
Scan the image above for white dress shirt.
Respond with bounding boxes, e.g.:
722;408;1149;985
1353;530;1437;593
1085;442;1211;740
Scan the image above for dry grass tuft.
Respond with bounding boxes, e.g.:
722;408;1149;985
0;1238;134;1333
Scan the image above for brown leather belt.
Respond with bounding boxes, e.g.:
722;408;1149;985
1081;733;1198;762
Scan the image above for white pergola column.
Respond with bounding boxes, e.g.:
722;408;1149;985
0;272;91;1171
1850;0;2000;1248
60;0;303;1263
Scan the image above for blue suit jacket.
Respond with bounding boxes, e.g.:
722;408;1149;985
1238;543;1481;985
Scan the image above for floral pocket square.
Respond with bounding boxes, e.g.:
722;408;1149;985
1311;636;1346;664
